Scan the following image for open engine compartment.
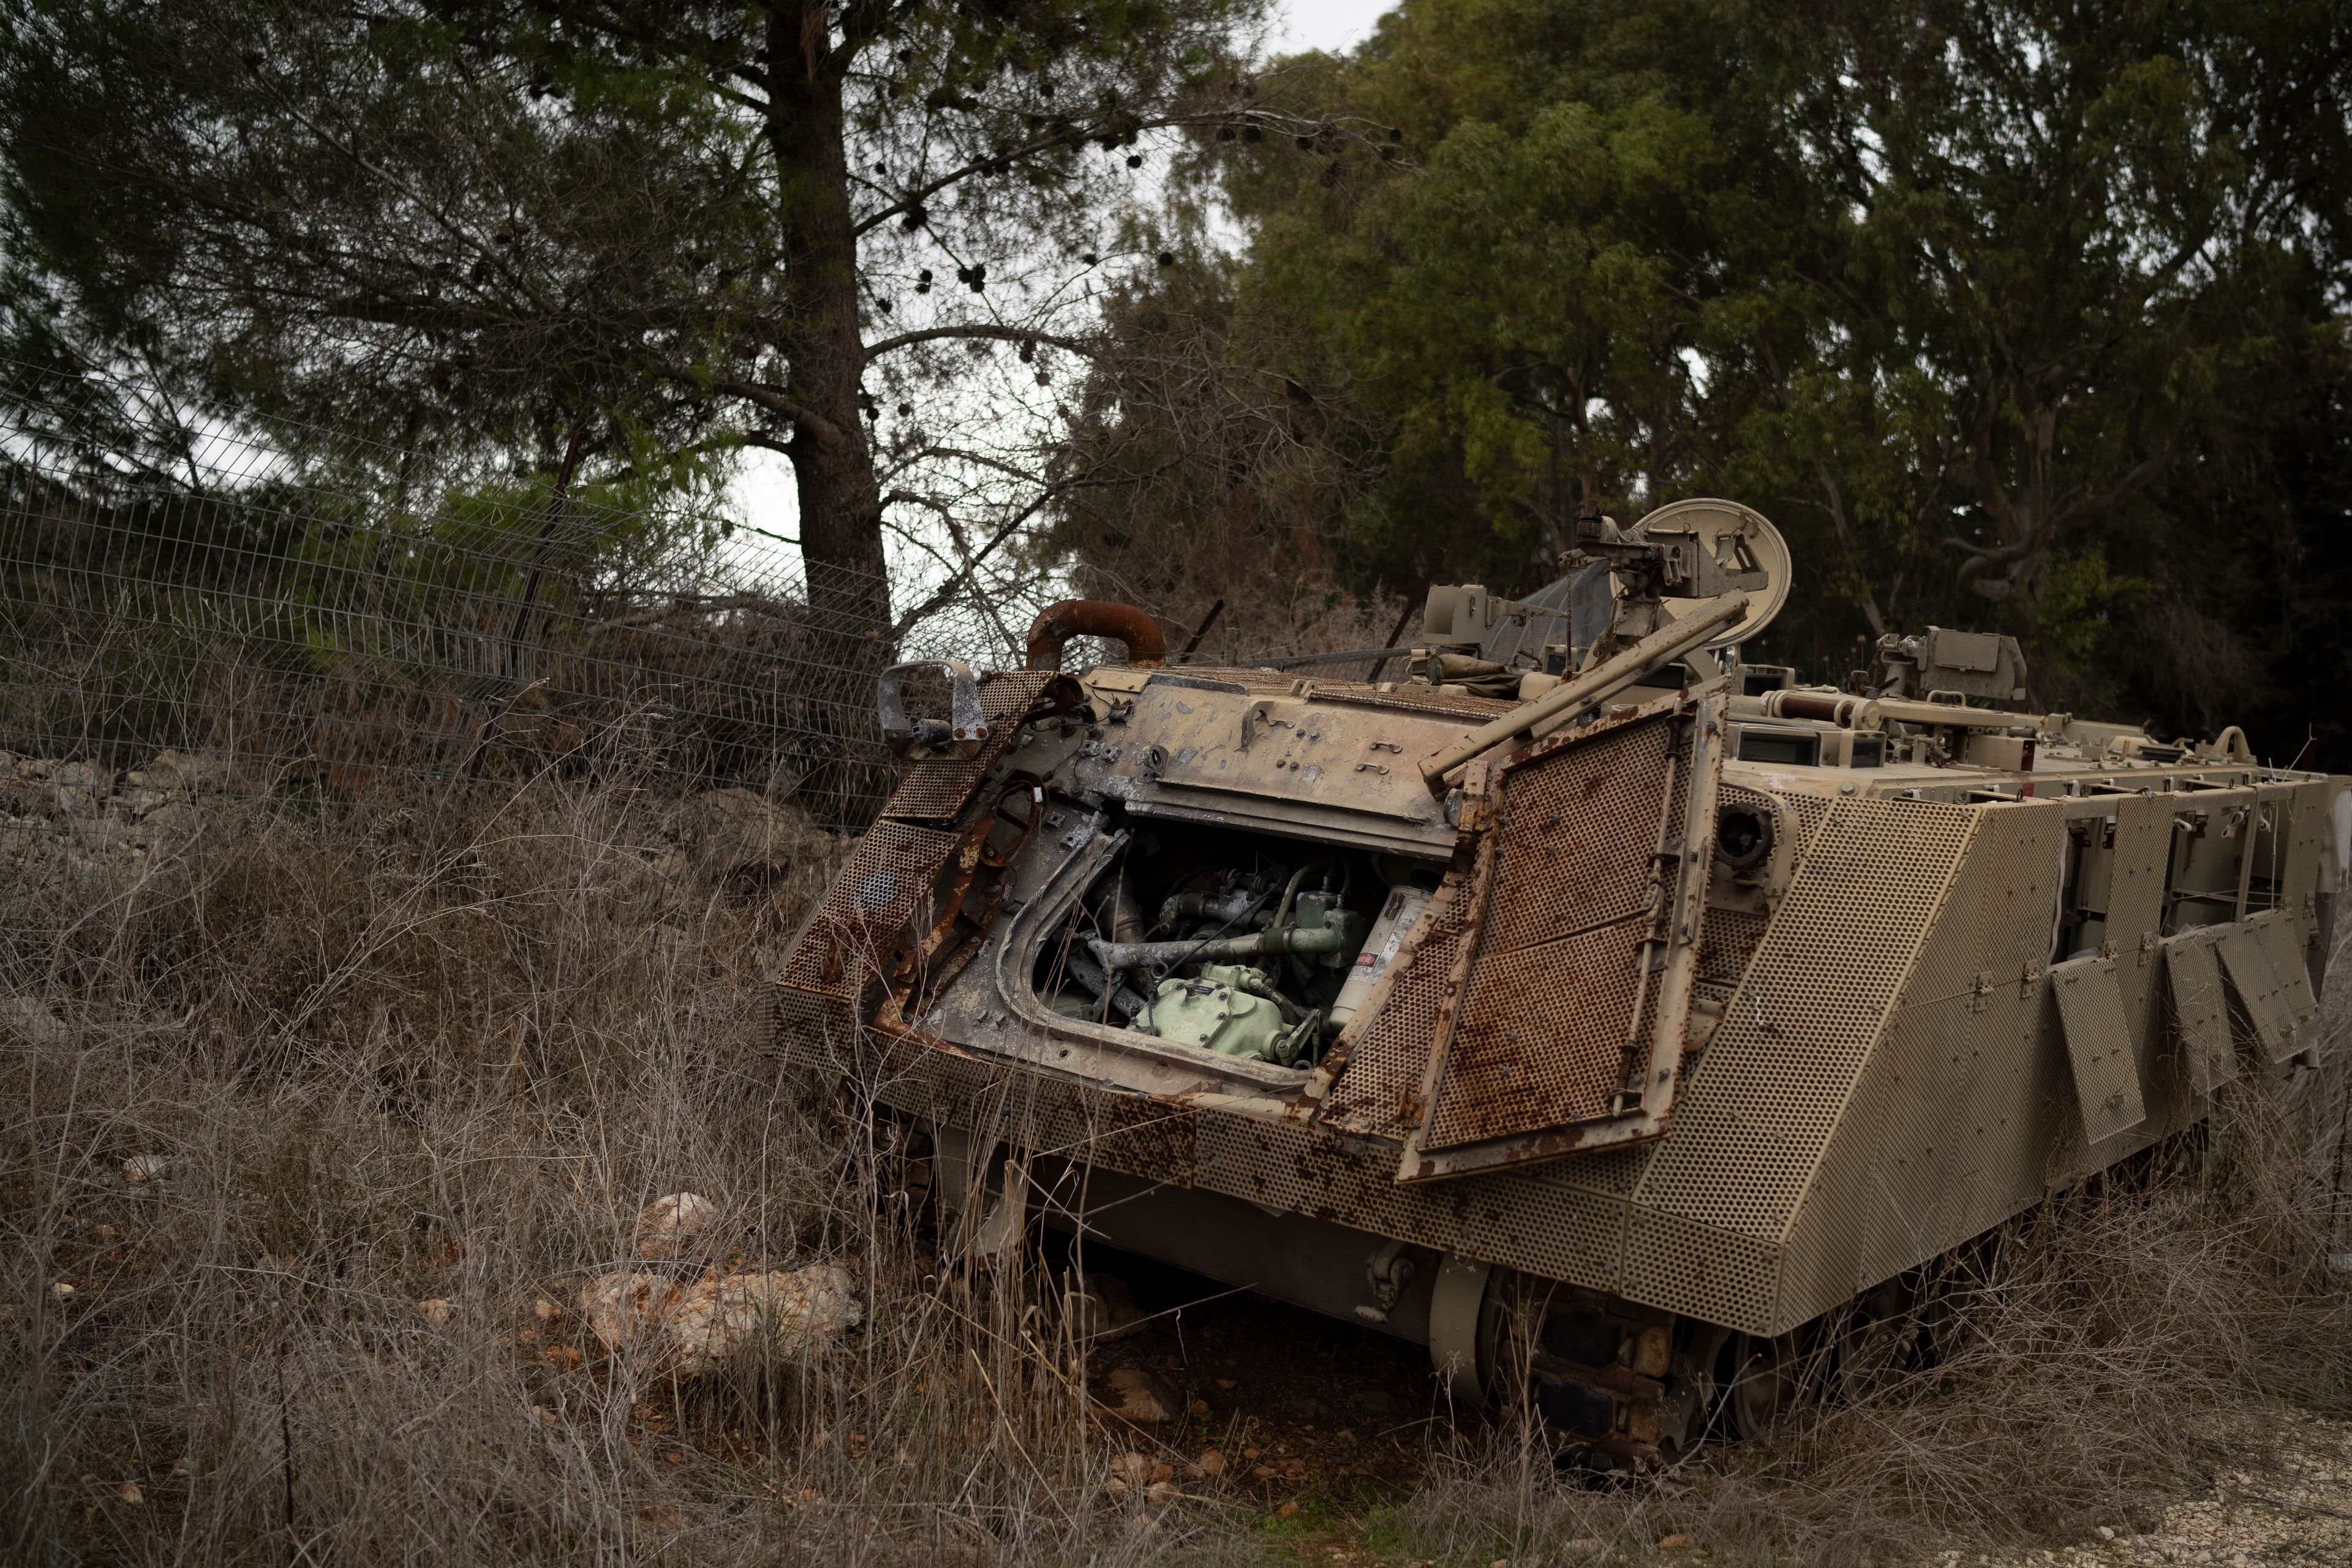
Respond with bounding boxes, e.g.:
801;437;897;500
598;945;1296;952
1025;823;1439;1071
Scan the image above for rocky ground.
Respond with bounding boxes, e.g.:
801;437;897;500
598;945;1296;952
0;748;220;865
1972;1411;2352;1568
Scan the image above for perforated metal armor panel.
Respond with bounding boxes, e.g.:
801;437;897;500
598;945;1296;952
2280;780;2334;914
2105;794;2177;1130
775;820;963;1056
1631;798;1976;1242
2252;909;2320;1040
1422;707;1695;1148
1777;791;1836;859
880;670;1064;823
2052;954;2147;1144
2218;924;2300;1063
1315;870;1478;1140
1768;801;2065;1326
2165;932;2237;1096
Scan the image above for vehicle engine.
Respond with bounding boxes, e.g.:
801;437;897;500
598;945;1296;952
1030;830;1435;1067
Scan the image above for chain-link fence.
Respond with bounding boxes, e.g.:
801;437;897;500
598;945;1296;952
1;360;902;838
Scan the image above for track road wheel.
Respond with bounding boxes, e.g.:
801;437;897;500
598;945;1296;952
1722;1331;1802;1438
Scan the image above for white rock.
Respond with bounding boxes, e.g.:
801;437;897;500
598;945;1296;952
110;785;170;820
578;1262;859;1374
129;750;228;793
665;1266;861;1373
127;800;197;852
47;761;112;818
634;1192;719;1258
579;1270;674;1353
1099;1365;1173;1423
121;1153;171;1185
2;997;64;1046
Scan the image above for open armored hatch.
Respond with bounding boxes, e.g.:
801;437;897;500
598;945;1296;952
1328;692;1725;1180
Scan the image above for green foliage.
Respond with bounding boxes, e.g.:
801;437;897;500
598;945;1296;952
0;0;1272;616
1072;0;2352;752
2036;548;2149;672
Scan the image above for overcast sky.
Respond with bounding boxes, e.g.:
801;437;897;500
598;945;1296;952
726;0;1399;583
1273;0;1393;54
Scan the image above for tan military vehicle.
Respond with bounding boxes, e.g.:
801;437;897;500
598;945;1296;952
775;500;2345;1463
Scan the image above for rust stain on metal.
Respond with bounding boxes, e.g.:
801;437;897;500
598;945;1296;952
1420;702;1694;1146
880;671;1080;823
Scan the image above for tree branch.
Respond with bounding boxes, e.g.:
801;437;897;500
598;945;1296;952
888;488;1053;641
698;375;823;439
895;443;1050;483
863;323;1101;364
243;70;559;320
883;463;1165;641
2051;440;2174;532
853;109;1336;238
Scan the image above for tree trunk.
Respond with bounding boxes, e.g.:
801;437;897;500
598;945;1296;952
760;8;897;823
767;5;892;639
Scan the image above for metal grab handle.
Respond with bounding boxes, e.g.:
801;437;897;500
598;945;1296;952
878;659;989;758
1419;591;1748;794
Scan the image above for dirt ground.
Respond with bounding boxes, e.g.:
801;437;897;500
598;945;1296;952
1076;1243;2352;1568
1084;1248;1449;1487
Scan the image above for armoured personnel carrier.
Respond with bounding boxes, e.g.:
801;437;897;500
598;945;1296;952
774;500;2345;1463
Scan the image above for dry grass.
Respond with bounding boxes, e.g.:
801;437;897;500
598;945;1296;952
0;780;1259;1564
5;778;2349;1566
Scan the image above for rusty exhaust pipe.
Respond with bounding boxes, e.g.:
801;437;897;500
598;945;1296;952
1025;600;1167;670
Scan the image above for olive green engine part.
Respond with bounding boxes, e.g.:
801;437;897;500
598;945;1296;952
1140;963;1321;1065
